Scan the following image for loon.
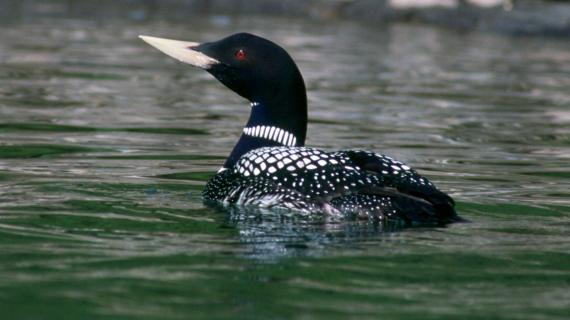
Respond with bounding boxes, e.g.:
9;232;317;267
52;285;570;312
140;33;461;225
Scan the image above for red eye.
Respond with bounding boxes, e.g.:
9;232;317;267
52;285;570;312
235;49;246;61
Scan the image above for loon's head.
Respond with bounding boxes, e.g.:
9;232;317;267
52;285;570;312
140;33;308;166
140;33;306;111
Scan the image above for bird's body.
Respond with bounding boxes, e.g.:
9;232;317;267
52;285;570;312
140;32;461;225
204;146;456;223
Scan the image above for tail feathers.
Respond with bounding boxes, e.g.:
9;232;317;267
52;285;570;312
356;186;461;225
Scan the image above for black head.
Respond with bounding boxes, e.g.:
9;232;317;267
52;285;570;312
194;33;305;103
140;33;306;106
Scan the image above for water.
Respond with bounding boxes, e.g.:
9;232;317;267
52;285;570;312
1;15;569;319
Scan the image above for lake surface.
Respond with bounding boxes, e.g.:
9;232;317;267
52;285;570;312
0;15;569;319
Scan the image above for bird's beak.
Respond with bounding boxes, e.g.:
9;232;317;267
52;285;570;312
139;35;219;69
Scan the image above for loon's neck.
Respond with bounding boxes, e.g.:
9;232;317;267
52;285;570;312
223;95;307;168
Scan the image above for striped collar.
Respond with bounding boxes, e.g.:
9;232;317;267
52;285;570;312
242;125;297;147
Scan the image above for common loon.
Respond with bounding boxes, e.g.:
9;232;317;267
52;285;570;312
140;33;461;225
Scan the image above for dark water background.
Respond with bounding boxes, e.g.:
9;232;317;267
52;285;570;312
0;14;569;319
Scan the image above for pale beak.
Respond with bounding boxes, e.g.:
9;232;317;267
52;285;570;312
139;35;219;69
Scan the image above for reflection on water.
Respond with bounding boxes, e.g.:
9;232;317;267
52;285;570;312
0;15;569;319
219;206;407;261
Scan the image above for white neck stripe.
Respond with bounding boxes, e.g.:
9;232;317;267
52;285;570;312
243;125;297;146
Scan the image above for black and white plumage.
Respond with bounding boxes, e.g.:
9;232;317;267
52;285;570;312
140;32;461;225
204;147;456;223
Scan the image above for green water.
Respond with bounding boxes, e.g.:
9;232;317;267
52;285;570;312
0;15;569;320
